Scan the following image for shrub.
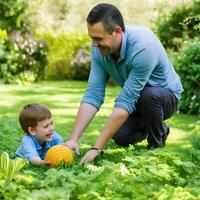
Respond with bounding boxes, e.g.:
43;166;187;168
0;29;8;42
184;14;200;30
38;32;90;80
71;45;91;80
0;32;48;84
0;0;29;33
9;32;48;79
155;0;200;50
0;29;8;80
0;1;49;84
175;39;200;115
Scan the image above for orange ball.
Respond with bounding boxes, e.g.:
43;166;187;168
45;145;73;167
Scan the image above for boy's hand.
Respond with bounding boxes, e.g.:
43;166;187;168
30;157;50;167
63;140;80;155
41;160;50;166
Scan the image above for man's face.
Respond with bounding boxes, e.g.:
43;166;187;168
29;118;54;143
87;22;122;55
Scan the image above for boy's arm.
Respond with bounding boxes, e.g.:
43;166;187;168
30;157;50;166
16;136;46;165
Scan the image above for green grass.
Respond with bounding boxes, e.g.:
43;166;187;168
0;81;200;200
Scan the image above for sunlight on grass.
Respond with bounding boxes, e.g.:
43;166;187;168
0;98;20;107
52;108;79;115
98;108;113;116
168;128;186;143
166;127;194;154
48;94;83;102
0;94;27;107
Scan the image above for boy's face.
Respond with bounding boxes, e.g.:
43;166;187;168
29;118;54;143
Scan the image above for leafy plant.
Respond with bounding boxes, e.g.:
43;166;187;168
155;0;200;50
175;39;200;115
0;0;29;33
0;30;8;45
0;32;48;84
0;29;8;80
0;152;28;181
38;31;90;80
71;47;91;80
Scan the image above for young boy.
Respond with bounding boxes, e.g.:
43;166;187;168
15;103;64;166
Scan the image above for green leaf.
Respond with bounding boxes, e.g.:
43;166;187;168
0;151;10;174
14;157;28;171
0;151;27;181
7;159;15;181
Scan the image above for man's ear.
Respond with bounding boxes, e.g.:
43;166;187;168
28;127;35;136
114;26;122;34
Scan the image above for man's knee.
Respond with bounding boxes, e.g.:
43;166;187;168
139;87;158;109
112;132;130;146
112;130;147;147
139;87;156;105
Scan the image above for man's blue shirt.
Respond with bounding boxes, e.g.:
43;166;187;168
81;25;183;114
15;131;64;160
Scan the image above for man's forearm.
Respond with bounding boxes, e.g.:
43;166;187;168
94;107;129;149
70;103;98;141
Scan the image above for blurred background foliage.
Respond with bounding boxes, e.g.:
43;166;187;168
0;0;199;115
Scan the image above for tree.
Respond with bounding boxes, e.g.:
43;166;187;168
0;0;29;33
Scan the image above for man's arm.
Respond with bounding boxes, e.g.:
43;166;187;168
64;47;108;154
94;107;128;149
80;107;129;164
80;45;160;164
64;103;98;154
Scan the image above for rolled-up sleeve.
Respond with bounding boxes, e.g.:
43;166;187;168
81;48;109;110
114;44;159;114
15;138;39;161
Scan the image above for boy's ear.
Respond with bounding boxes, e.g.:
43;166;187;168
28;127;35;136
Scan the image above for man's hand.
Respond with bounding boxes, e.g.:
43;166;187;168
63;139;80;155
79;149;99;165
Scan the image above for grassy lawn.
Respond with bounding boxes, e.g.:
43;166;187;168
0;81;200;200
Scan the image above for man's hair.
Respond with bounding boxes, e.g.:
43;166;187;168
19;103;52;133
86;3;125;33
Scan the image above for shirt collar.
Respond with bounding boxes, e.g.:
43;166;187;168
27;134;51;150
119;30;127;61
107;29;127;63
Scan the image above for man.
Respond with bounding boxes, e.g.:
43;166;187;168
65;3;183;164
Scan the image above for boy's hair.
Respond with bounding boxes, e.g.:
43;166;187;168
86;3;125;34
19;103;52;134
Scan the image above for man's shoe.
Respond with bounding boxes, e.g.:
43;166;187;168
147;126;170;150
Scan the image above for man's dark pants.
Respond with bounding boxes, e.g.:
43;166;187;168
112;86;179;148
